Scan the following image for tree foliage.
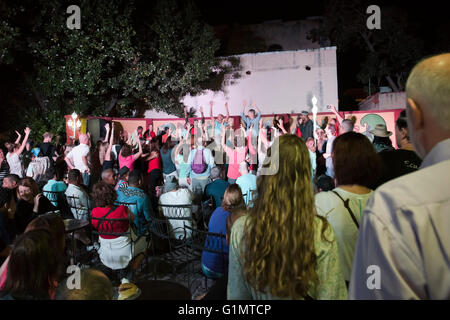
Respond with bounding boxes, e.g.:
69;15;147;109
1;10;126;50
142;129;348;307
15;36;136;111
0;0;232;140
308;0;424;93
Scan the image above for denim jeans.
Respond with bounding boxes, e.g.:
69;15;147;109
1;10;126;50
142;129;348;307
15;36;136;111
82;172;90;189
202;264;224;279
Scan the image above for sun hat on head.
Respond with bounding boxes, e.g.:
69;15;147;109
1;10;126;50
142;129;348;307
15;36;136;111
369;124;392;137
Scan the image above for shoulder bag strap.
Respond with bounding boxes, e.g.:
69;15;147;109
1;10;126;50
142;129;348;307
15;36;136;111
331;191;359;229
97;206;117;230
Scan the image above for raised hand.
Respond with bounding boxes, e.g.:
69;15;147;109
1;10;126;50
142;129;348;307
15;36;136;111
24;127;31;135
278;119;284;127
209;100;214;107
105;123;110;130
15;130;21;137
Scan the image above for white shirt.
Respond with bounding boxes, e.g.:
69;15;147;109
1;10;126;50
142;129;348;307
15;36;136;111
315;187;373;281
349;138;450;300
6;152;22;178
65;183;91;220
66;143;90;173
325;135;336;172
159;188;194;239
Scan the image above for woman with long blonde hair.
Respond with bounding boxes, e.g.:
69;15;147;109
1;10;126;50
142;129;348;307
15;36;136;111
227;134;347;299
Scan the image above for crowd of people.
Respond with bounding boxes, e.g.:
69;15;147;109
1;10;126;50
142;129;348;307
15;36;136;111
0;53;448;300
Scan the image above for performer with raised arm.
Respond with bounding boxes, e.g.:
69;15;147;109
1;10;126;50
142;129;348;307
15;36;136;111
210;100;230;140
241;100;261;137
328;104;345;137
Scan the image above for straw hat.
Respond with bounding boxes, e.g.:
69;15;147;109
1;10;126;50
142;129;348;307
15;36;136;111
369;124;392;137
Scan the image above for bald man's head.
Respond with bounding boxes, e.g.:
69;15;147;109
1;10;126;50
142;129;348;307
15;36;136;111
406;53;450;130
405;53;450;158
79;134;89;145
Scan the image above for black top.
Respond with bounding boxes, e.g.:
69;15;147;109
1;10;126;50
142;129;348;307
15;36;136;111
300;119;314;141
376;149;422;188
39;142;57;166
102;160;115;172
15;197;57;234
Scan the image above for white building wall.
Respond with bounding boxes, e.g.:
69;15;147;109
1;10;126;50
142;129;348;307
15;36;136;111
145;46;338;118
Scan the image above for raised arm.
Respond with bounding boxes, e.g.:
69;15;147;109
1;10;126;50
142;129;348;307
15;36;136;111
14;131;21;145
133;140;143;161
184;105;189;126
103;123;110;143
278;118;288;135
104;125;114;162
248;126;256;156
15;127;31;155
330;105;344;123
199;106;205;125
221;124;230;153
224;101;230;123
209;101;214;121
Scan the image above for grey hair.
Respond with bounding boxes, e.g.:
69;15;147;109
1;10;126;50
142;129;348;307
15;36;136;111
210;166;221;180
340;119;354;133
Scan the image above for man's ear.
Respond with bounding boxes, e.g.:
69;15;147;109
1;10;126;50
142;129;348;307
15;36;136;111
407;98;424;130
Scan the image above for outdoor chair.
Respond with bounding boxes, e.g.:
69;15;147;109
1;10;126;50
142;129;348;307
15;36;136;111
183;223;227;292
91;211;135;284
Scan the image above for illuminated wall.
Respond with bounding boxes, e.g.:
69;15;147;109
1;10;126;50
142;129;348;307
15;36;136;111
77;109;402;148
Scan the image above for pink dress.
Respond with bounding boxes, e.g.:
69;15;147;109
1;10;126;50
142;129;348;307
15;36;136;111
119;154;135;171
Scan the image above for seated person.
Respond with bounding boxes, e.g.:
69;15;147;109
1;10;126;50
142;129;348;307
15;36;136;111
235;162;257;206
0;229;62;300
201;204;247;301
0;187;16;249
204;166;229;209
159;175;194;240
42;164;68;207
65;169;91;221
202;184;246;280
15;177;56;234
55;268;114;300
115;166;129;191
0;213;65;291
91;181;147;272
101;168;117;187
116;170;152;237
1;174;19;201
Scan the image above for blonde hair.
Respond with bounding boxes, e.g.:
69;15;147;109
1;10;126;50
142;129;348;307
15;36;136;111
242;134;330;299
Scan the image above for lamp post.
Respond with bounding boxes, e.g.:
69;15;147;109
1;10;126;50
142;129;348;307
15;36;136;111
311;95;318;146
67;112;81;139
